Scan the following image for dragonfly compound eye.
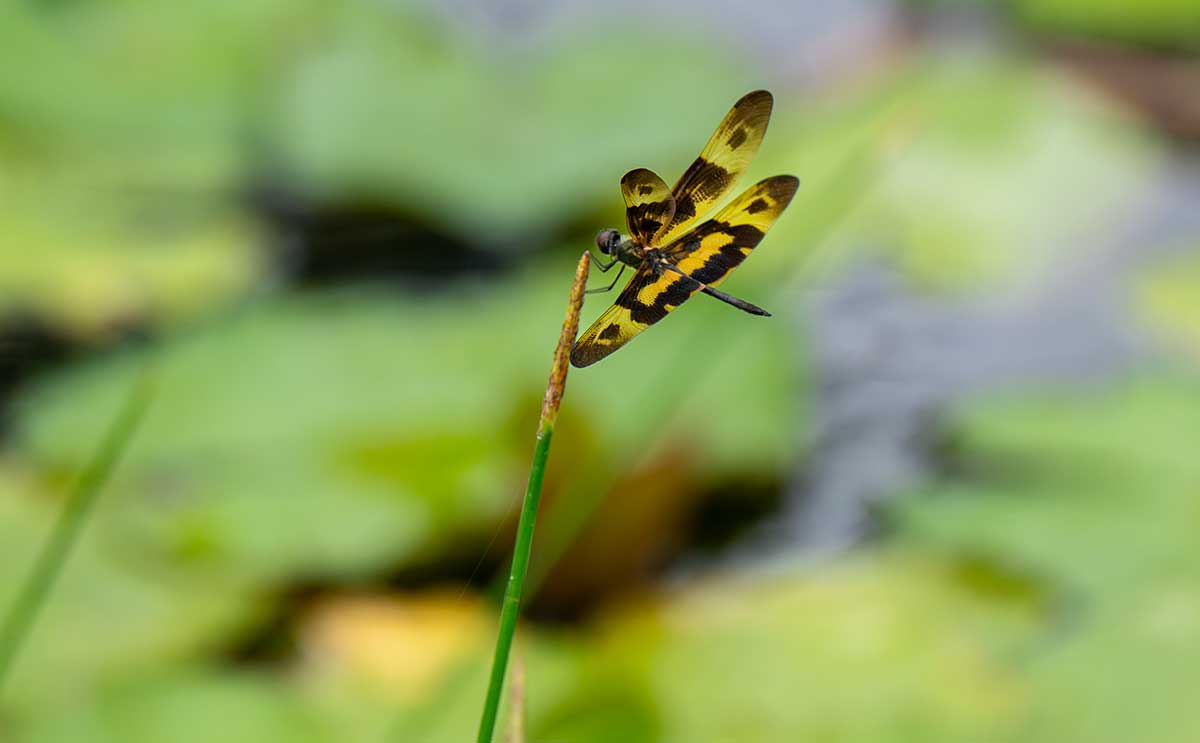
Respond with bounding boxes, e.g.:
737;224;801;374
595;229;620;255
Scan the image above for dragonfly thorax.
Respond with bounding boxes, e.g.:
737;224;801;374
616;242;645;269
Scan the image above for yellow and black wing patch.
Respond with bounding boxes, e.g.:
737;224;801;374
665;175;799;287
620;168;676;246
570;265;702;368
655;90;774;246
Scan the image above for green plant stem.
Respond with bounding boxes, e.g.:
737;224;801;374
477;253;590;743
477;433;546;742
0;372;154;693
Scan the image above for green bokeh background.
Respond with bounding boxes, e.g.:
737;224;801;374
2;1;1199;741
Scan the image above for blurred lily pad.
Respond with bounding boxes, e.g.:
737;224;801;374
0;185;263;342
750;51;1158;292
295;591;490;703
0;1;330;188
0;1;299;341
542;555;1037;743
12;261;804;586
14;668;333;743
0;466;263;711
889;376;1200;740
896;376;1200;587
269;9;752;245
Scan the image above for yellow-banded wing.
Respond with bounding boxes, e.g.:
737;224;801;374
620;168;676;246
569;175;798;368
664;175;798;286
656;90;774;247
569;264;696;368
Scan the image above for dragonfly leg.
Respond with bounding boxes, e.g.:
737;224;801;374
586;250;618;272
585;264;626;295
654;260;771;317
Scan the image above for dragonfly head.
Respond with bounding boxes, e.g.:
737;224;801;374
595;228;621;255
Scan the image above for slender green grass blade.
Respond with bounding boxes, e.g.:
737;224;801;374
0;370;154;693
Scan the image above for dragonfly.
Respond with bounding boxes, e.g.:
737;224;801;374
570;89;799;368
